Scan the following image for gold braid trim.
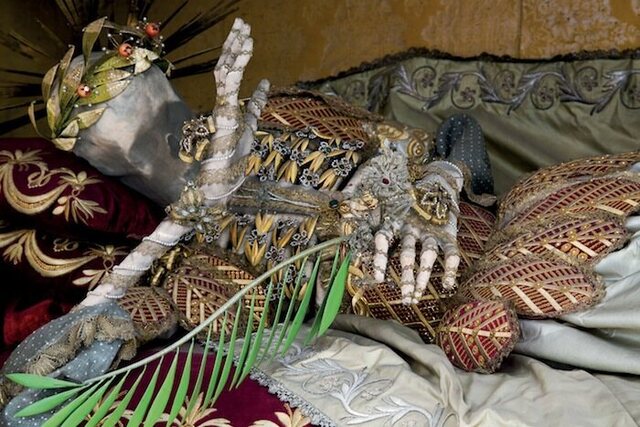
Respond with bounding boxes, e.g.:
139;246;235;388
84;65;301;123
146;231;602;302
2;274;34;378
0;315;136;406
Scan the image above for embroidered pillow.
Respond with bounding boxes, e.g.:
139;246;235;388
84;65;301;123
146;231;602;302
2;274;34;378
459;257;604;318
499;151;640;225
484;215;628;266
161;245;275;338
0;138;164;240
502;175;640;231
347;202;496;343
436;300;519;373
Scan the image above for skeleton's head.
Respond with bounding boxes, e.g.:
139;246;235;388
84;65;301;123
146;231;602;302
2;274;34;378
65;56;198;206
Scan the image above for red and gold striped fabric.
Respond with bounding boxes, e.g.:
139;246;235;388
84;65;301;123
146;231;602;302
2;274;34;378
161;248;279;339
505;175;640;229
499;151;640;224
261;95;371;142
485;215;628;266
436;300;519;374
460;258;604;318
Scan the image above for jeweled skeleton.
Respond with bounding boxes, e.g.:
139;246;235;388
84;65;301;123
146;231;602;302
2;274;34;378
78;18;484;309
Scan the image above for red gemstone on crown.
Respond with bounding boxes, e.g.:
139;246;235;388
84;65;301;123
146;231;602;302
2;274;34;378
76;84;91;98
118;43;133;57
145;22;160;38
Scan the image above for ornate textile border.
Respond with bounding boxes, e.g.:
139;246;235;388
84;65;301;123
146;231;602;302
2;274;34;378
299;47;640;115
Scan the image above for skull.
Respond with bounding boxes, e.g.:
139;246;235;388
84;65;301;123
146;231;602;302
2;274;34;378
66;55;199;206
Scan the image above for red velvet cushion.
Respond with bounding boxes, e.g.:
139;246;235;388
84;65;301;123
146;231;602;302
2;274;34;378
0;221;133;347
437;300;519;373
0;138;163;240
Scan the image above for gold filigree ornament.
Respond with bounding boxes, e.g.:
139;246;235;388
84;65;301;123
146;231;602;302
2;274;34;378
411;181;455;226
178;115;216;163
167;182;228;242
28;18;169;151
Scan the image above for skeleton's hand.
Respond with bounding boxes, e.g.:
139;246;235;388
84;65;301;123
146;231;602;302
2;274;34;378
199;18;270;203
344;156;463;305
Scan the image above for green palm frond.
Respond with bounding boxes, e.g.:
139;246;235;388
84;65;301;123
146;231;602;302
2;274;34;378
6;236;350;426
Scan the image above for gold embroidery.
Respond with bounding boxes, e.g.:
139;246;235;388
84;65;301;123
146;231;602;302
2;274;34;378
0;228;127;287
0;149;108;224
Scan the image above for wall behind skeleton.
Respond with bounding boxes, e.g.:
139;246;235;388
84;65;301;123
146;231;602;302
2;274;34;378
1;0;639;133
173;0;640;112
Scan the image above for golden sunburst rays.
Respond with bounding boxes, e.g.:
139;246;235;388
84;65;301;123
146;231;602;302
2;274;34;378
0;0;240;135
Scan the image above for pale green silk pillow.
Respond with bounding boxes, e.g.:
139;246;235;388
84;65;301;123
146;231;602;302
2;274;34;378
302;50;640;194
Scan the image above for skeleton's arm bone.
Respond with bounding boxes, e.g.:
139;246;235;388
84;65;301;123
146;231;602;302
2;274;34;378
81;18;263;306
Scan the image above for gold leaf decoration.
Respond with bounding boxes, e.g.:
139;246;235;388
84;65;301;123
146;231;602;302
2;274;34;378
76;79;131;107
75;108;106;130
82;17;107;62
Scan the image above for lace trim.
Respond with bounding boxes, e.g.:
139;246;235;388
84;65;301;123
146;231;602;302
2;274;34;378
250;368;337;427
0;314;136;406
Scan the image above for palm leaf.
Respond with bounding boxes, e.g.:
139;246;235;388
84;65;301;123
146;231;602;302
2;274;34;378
9;237;349;426
166;340;197;425
304;249;342;344
268;257;309;362
281;255;322;355
143;349;180;427
42;381;103;427
238;279;275;383
4;374;80;390
14;388;85;418
61;379;113;427
201;311;229;410
125;357;163;427
83;374;128;427
230;291;256;388
257;268;291;363
318;252;351;336
101;368;148;427
211;302;242;404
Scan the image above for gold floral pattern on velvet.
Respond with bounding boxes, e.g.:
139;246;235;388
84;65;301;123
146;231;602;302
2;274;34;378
0;227;127;287
0;149;107;224
249;405;311;427
84;389;309;427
